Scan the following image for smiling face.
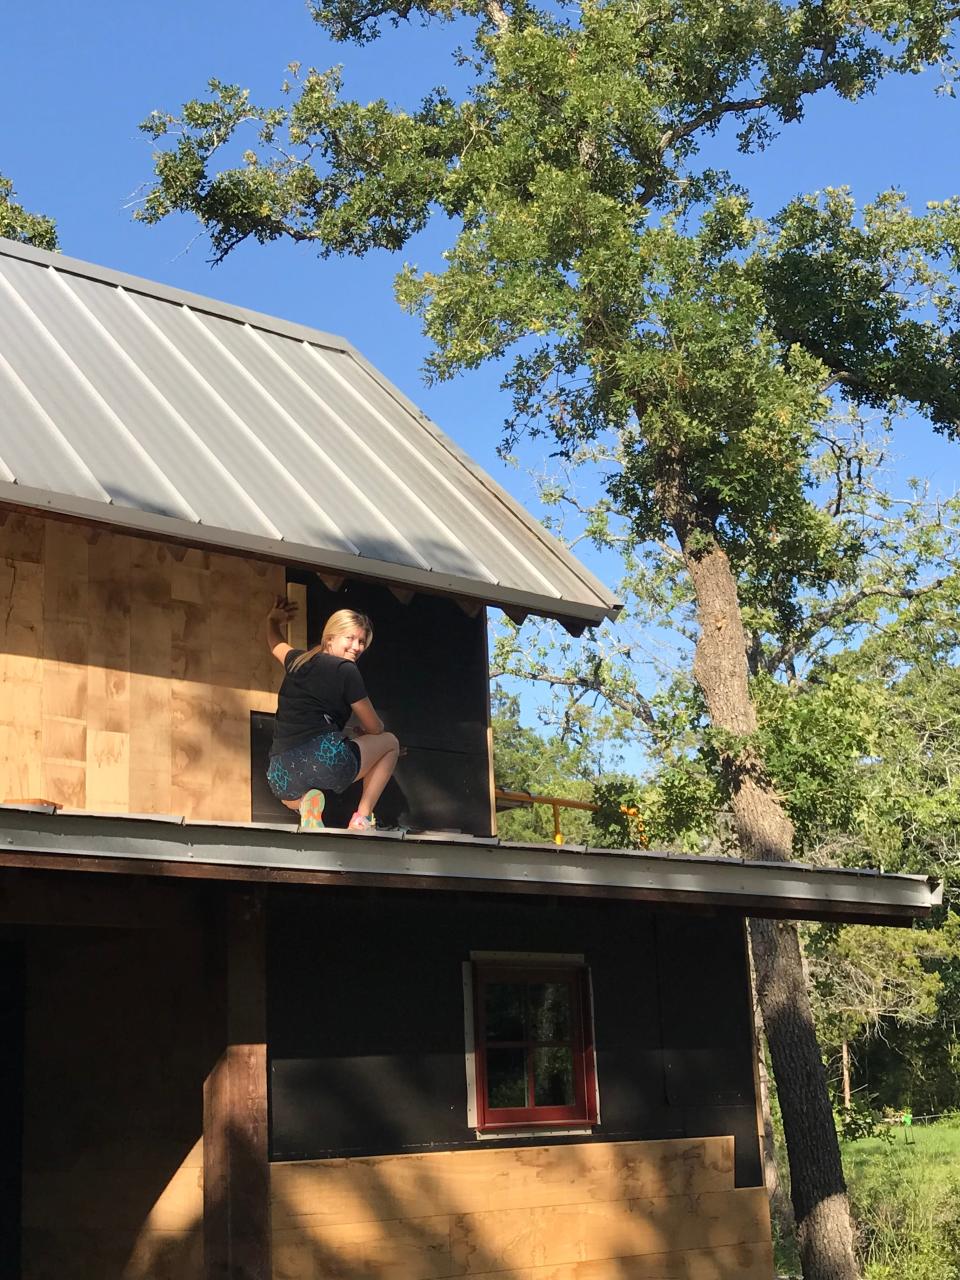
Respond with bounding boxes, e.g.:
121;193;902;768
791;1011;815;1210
324;627;368;663
320;609;374;663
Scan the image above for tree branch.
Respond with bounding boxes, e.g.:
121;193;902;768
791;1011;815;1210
767;578;949;674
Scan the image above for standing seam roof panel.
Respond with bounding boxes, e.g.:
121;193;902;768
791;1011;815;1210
55;272;282;538
305;345;566;598
132;295;364;556
255;330;508;583
0;238;621;623
0;260;199;520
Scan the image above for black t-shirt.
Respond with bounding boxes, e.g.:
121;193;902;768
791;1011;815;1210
271;650;368;753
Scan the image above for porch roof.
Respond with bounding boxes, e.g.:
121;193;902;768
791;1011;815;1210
0;238;619;630
0;804;941;926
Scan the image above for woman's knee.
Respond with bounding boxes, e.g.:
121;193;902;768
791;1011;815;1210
383;731;399;755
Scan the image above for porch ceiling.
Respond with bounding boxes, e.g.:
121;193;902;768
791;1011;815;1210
0;804;941;926
0;238;619;629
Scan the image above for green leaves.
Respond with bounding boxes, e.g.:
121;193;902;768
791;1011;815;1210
766;189;960;438
0;174;58;251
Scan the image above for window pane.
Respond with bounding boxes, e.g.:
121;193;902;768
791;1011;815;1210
484;983;526;1041
486;1048;528;1108
533;1046;575;1107
529;982;572;1042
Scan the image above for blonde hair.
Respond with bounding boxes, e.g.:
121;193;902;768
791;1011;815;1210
289;609;373;672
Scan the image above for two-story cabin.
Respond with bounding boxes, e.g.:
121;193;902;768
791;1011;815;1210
0;237;941;1280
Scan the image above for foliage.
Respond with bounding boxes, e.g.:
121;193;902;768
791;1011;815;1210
589;776;648;849
491;689;600;844
0;174;58;250
842;1123;960;1280
835;1099;893;1145
806;921;946;1058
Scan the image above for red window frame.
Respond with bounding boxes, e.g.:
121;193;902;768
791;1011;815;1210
473;963;598;1131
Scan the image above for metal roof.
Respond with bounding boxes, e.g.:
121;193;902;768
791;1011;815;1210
0;804;942;925
0;238;620;628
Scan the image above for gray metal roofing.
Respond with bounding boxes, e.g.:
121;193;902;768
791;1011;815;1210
0;804;942;925
0;238;619;625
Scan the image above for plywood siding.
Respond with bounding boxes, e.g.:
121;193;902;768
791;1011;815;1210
0;509;284;821
270;1139;773;1280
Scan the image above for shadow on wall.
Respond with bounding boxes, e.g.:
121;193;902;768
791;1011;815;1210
18;920;209;1280
267;1061;770;1279
14;908;770;1280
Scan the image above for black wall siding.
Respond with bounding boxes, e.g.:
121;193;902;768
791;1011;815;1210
252;576;493;834
0;940;24;1280
267;888;763;1187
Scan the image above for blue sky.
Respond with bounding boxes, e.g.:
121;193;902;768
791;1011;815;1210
2;2;959;760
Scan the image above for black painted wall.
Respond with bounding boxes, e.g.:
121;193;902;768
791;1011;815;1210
267;888;762;1187
252;576;492;834
0;941;23;1280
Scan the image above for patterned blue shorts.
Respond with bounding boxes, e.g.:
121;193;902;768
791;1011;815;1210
267;731;361;800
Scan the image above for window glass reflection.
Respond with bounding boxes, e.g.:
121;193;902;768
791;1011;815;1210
534;1047;575;1106
529;982;572;1042
484;983;526;1041
487;1047;527;1108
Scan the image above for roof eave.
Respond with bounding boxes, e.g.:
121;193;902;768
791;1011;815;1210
0;807;939;926
0;485;620;627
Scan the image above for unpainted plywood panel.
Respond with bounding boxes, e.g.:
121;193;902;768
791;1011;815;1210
271;1137;735;1231
0;513;284;822
0;510;44;563
452;1240;775;1280
0;557;44;671
271;1190;768;1280
286;582;309;651
447;1188;769;1275
43;518;88;621
85;729;130;812
270;1140;770;1280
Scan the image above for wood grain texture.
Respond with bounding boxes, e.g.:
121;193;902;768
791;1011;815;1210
447;1241;775;1280
272;1139;735;1230
0;510;285;821
286;582;309;651
269;1139;771;1280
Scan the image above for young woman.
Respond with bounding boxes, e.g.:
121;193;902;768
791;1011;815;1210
265;597;399;831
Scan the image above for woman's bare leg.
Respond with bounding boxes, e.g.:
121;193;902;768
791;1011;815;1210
354;732;400;817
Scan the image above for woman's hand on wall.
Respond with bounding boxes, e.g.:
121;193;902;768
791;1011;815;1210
267;595;298;626
267;596;298;663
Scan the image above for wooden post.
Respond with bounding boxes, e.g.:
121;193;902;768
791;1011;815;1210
204;886;270;1280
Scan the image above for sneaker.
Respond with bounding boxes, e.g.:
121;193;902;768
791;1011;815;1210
299;789;325;831
348;811;376;832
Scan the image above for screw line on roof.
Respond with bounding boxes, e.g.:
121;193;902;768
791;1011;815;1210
246;324;442;576
309;345;563;598
123;289;359;553
0;264;199;522
0;346;108;495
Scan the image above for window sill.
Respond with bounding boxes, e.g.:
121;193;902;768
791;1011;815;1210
475;1125;595;1141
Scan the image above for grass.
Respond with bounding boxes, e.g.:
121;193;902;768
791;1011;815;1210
843;1117;960;1280
774;1117;960;1279
843;1115;960;1181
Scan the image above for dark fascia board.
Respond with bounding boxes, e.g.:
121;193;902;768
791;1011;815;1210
0;806;940;925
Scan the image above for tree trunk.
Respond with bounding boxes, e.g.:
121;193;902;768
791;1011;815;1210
677;530;859;1280
752;955;796;1244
